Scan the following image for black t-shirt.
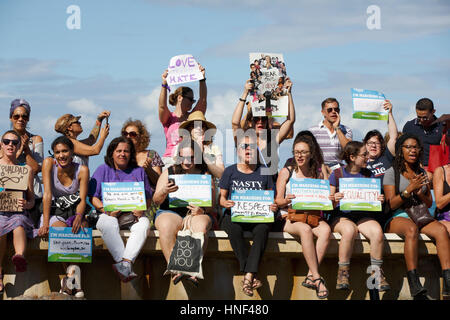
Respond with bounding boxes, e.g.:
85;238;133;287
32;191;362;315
366;149;394;183
219;164;274;199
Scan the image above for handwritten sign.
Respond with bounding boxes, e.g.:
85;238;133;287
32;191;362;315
248;52;288;117
48;227;93;263
169;174;212;208
231;189;274;223
339;178;382;211
289;178;333;211
0;164;29;190
102;181;147;212
0;191;23;212
167;54;204;86
352;88;388;121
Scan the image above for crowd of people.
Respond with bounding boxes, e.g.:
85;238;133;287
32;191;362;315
0;67;449;300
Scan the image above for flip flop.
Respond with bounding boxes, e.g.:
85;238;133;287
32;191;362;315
185;276;199;288
12;254;27;273
172;273;184;285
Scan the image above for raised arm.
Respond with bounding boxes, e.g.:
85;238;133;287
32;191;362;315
384;100;398;155
159;69;171;125
276;78;295;144
79;111;110;146
71;124;109;157
232;80;253;132
334;114;352;148
192;64;207;114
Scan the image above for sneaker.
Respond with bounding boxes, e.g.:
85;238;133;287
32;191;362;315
377;268;391;292
112;261;136;282
336;265;350;290
74;289;85;299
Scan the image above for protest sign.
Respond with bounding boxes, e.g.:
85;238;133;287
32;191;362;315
231;189;274;223
0;191;23;212
168;174;212;208
339;177;382;211
102;181;147;212
48;227;93;263
248;52;288;117
0;164;30;190
167;54;204;86
289;178;333;211
352;88;388;121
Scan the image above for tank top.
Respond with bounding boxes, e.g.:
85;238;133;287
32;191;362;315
436;166;450;214
51;161;82;198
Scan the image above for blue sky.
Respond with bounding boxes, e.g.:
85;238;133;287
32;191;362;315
1;0;449;171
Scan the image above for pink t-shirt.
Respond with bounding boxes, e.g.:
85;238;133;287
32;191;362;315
163;112;183;158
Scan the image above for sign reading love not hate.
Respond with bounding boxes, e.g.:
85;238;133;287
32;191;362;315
167;54;204;86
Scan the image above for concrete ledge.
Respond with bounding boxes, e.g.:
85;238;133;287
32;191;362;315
1;230;443;300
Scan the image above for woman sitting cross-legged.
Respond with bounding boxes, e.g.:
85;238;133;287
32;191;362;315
89;137;152;282
153;139;215;287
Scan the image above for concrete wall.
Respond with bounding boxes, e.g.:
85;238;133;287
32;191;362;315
1;231;444;300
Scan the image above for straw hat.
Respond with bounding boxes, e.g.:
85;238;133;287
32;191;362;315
55;114;81;134
179;111;217;134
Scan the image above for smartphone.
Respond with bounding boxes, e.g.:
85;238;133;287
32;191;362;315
168;178;175;185
106;116;109;126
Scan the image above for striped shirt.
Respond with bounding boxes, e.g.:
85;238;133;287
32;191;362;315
308;120;352;166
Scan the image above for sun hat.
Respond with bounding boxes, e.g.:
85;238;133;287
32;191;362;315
55;114;81;134
179;111;217;134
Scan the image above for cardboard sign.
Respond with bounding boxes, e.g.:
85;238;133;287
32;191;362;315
231;189;274;223
168;174;212;208
0;191;23;212
102;181;147;212
48;227;93;263
289;178;333;211
248;52;288;117
167;54;204;86
0;164;30;190
352;88;388;121
339;177;382;211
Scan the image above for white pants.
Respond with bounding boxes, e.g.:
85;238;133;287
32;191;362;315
96;213;150;263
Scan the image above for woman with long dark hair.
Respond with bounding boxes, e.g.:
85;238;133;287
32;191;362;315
383;133;450;299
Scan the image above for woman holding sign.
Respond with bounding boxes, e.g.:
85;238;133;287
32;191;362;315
88;137;152;283
38;136;90;298
328;141;390;292
275;134;331;299
219;135;278;297
159;64;207;166
153;139;215;287
0;130;35;286
384;133;450;299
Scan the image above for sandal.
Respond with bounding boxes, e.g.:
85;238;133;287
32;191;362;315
172;273;184;285
12;254;27;273
252;277;262;289
312;277;329;300
241;278;254;297
301;274;315;290
186;276;199;288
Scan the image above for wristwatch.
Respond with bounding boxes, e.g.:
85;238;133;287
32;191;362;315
400;189;411;200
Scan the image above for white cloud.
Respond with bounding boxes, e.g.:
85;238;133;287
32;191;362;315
67;98;102;115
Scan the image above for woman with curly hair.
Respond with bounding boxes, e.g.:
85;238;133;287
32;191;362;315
121;118;163;191
383;133;450;299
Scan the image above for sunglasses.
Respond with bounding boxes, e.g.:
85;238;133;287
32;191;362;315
122;131;138;138
239;143;257;150
252;116;267;122
2;138;20;146
12;114;29;121
326;107;340;113
417;116;430;121
182;95;196;103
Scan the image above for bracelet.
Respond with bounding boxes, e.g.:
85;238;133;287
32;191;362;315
75;212;84;217
161;83;171;92
239;98;246;102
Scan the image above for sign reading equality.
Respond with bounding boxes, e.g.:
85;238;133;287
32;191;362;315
338;177;382;211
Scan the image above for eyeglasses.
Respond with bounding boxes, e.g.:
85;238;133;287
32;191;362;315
402;145;421;151
182;95;196;103
122;131;138;138
326;107;340;113
12;114;29;121
366;141;381;147
238;143;257;150
294;150;310;157
2;138;20;146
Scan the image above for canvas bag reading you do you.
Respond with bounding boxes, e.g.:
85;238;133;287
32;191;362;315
166;214;204;279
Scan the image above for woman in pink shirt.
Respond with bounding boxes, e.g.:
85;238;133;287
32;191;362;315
159;65;207;166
